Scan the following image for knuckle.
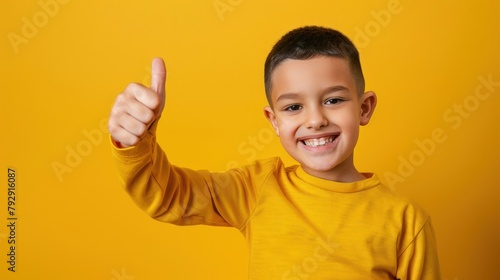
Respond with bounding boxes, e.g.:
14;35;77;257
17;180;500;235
115;93;125;102
128;104;147;123
108;118;121;133
113;95;131;114
107;122;116;134
111;112;127;129
139;93;156;109
124;83;142;100
110;106;122;118
115;91;130;105
125;82;141;92
150;94;161;108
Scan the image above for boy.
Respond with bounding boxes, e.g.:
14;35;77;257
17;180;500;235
108;26;441;279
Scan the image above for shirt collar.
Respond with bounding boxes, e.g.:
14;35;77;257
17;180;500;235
292;166;381;193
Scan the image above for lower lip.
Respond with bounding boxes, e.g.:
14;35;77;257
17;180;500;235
300;136;339;152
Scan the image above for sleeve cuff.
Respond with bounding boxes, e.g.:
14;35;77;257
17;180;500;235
109;120;159;159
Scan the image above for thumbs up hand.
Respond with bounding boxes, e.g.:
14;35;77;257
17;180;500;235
108;58;167;148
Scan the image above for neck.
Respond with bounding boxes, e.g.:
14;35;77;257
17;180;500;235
302;154;365;183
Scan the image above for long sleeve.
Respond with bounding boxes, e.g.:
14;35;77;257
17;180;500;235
396;218;442;280
110;125;442;278
110;121;276;229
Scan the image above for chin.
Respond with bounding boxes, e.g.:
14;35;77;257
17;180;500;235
302;161;339;173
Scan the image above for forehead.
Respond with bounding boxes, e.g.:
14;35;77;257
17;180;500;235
270;56;356;103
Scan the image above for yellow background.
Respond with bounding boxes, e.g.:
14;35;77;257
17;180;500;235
1;0;499;279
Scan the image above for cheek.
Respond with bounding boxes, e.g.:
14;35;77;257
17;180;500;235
340;106;361;125
336;110;361;137
276;118;299;135
343;121;360;144
275;122;296;147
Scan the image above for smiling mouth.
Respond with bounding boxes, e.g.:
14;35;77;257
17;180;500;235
301;135;338;147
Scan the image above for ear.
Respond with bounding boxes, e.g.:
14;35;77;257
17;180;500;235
359;91;377;126
264;106;280;136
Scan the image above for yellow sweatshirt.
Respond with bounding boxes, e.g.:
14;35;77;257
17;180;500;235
111;125;441;279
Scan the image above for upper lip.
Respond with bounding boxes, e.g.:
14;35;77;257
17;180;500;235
297;132;340;142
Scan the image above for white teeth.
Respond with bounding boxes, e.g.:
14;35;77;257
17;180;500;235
303;137;335;147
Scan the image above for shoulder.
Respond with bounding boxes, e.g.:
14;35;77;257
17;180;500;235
373;177;430;219
367;177;431;230
373;180;434;250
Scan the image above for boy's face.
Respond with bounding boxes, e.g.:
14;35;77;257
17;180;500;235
264;56;376;182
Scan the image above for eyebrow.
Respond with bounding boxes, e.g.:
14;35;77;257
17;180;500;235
322;85;349;94
276;93;301;103
275;85;349;103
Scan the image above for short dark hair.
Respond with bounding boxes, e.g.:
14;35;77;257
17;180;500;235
264;26;365;104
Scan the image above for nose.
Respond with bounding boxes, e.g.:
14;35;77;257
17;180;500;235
305;107;328;129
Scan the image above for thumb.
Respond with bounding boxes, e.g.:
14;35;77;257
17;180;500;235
150;57;166;99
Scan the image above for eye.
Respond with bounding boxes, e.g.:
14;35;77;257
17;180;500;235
325;98;343;105
284;104;302;111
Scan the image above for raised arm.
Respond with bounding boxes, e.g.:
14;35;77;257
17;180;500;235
108;58;268;228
